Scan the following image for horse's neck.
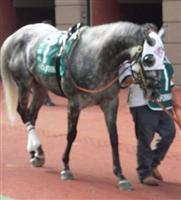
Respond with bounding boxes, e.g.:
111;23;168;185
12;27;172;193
78;22;143;75
97;23;142;54
99;33;142;70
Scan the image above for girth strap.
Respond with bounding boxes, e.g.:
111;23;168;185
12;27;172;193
55;52;64;95
54;24;82;96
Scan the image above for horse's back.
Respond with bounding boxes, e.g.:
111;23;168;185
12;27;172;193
1;23;57;54
1;23;58;76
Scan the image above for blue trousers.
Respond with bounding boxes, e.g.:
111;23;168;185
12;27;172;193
130;105;176;181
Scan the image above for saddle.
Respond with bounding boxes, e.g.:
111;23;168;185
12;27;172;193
35;23;82;77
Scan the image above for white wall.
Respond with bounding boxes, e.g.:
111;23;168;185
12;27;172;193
163;0;181;85
55;0;88;30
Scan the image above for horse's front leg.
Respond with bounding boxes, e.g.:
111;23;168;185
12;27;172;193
101;97;133;191
61;101;80;180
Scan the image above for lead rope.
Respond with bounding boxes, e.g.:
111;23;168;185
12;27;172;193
146;96;181;130
63;38;119;94
65;45;143;94
137;65;181;130
66;54;119;93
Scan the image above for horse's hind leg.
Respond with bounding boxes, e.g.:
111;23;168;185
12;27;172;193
28;84;48;167
17;83;47;167
100;98;133;191
61;101;80;180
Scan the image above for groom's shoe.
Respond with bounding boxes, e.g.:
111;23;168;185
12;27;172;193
141;175;160;186
153;167;163;181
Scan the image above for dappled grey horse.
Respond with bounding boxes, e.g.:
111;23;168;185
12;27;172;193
1;21;164;190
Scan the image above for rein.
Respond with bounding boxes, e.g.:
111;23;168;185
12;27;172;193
64;42;118;94
64;43;143;94
54;27;119;94
65;51;119;94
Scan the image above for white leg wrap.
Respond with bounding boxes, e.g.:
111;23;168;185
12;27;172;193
26;122;41;153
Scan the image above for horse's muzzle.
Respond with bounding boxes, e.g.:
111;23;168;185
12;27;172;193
147;79;161;90
146;78;161;100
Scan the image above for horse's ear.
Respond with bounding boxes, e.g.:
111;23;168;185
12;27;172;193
142;23;158;34
141;23;157;46
158;24;167;40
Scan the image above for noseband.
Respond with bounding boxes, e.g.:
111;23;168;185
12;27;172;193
129;47;161;100
129;48;151;96
61;34;155;95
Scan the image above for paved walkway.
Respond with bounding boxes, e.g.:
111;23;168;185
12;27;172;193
1;85;181;199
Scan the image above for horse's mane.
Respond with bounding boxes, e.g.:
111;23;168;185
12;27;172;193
84;22;144;67
71;21;154;82
89;21;142;44
79;22;143;60
86;21;156;49
69;22;144;85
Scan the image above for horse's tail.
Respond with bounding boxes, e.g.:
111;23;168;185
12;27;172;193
0;40;18;123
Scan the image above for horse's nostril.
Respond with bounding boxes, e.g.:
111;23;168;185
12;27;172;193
151;90;160;100
147;79;161;90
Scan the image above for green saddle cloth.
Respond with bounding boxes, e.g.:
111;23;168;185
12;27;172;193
35;30;77;77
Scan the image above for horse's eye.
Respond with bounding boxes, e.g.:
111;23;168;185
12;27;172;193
142;54;155;67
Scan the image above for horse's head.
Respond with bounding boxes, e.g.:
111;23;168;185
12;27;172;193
130;30;165;100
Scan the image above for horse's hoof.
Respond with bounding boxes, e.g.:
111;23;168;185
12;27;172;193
118;180;134;191
30;156;45;167
60;169;74;180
